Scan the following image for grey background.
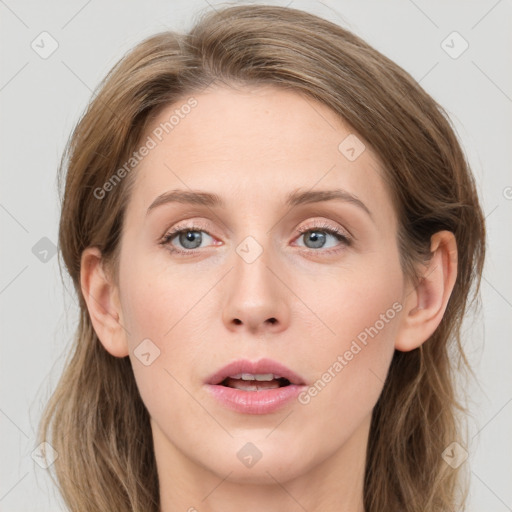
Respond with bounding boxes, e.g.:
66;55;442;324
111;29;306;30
1;0;511;510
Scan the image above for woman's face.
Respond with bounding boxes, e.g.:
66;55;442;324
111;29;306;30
115;85;407;483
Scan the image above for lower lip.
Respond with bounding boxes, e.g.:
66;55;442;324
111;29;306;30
205;384;305;414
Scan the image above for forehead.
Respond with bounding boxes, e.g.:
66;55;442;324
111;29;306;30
142;85;362;165
127;85;395;226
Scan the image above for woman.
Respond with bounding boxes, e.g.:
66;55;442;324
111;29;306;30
38;4;485;511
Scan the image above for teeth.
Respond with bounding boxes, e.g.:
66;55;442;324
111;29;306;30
229;381;281;391
254;373;275;381
228;373;280;382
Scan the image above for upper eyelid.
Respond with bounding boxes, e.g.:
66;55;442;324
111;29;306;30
296;220;351;236
163;220;347;236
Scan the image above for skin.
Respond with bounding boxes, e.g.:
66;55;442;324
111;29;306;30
81;85;458;512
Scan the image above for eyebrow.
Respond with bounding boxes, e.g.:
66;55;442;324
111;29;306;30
146;188;372;217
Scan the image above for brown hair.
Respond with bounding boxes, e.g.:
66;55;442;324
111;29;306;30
38;4;485;511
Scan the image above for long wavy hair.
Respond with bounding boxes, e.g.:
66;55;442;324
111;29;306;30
37;4;486;511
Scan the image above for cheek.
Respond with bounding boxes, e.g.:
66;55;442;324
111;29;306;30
293;259;403;438
118;268;205;437
116;248;188;390
118;239;196;341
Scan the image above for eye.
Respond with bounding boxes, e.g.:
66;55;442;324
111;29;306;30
160;224;217;255
294;222;351;252
159;220;352;256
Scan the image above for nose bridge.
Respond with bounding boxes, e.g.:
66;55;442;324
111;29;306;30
221;228;290;333
233;231;278;302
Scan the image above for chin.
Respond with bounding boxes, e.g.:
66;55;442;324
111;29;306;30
196;437;318;485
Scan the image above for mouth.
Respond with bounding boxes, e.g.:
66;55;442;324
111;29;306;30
207;358;305;388
219;373;291;391
205;358;306;414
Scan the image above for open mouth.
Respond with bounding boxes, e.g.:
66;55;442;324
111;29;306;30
206;360;305;414
220;374;291;391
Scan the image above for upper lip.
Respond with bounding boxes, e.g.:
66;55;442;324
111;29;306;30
206;358;306;386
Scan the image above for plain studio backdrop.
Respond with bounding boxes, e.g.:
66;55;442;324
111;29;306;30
0;0;511;510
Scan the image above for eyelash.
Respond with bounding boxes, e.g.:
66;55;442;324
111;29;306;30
159;221;352;256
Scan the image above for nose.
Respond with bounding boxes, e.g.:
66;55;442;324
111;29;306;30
221;238;290;335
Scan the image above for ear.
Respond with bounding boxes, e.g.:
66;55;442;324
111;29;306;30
80;247;129;358
395;231;458;352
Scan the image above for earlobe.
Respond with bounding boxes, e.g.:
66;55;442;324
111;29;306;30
395;231;458;352
80;247;129;358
